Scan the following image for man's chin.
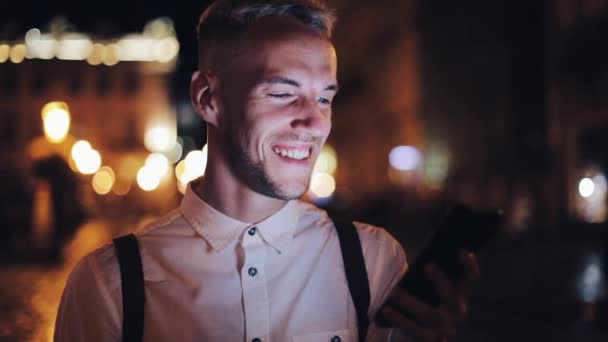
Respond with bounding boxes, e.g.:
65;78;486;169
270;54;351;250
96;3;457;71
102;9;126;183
270;179;310;200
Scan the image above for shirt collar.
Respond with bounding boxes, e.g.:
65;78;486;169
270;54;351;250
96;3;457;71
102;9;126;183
179;184;299;252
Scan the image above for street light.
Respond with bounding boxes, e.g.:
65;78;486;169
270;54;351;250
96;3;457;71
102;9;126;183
41;101;71;143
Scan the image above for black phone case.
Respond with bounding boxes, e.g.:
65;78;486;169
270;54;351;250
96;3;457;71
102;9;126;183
375;204;503;327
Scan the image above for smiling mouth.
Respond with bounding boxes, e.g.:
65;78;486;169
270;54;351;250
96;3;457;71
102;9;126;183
272;146;312;161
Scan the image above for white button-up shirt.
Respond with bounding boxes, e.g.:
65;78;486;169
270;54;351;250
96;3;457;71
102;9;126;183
55;186;408;342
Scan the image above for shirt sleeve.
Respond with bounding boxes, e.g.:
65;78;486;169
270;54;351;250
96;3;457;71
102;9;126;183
352;222;409;342
54;248;122;342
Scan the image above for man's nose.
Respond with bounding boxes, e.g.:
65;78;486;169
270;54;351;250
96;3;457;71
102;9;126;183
290;97;329;135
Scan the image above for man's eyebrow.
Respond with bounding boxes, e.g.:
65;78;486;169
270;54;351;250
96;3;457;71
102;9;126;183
263;77;300;87
262;77;339;92
324;84;339;92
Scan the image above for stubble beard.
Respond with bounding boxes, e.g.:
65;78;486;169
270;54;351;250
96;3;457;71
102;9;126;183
225;131;311;200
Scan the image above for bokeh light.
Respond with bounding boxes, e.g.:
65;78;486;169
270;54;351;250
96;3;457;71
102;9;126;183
577;254;605;303
25;28;41;45
71;140;92;161
314;145;338;174
175;145;208;192
25;32;56;60
57;34;93;60
184;147;208;175
309;172;336;198
145;153;170;177
389;145;421;171
74;148;102;175
137;165;161;191
153;37;180;63
164;140;183;164
579;178;595;198
9;44;26;63
0;44;10;62
102;43;120;66
144;120;176;153
41;102;71;143
86;43;105;65
92;166;115;195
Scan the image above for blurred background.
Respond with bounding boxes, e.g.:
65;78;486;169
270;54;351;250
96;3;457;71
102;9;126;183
1;0;607;340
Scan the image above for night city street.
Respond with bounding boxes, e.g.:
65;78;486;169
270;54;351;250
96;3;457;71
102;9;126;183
2;0;608;341
0;219;142;341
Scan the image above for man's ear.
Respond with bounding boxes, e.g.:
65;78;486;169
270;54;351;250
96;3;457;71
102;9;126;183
191;70;221;127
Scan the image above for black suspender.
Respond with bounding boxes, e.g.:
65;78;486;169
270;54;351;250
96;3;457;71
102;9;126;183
112;220;371;342
113;234;145;342
333;219;371;342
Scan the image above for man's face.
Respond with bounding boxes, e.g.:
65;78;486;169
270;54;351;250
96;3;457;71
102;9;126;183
216;19;338;200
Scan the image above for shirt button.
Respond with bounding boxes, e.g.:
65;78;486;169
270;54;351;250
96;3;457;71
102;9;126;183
248;227;257;236
252;338;261;342
248;267;258;277
330;336;341;342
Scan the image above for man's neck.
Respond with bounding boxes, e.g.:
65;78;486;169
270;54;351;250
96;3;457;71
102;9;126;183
191;174;288;224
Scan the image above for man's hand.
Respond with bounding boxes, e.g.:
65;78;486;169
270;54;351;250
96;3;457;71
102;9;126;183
380;250;480;342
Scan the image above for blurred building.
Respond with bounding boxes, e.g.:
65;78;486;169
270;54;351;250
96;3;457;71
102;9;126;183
551;0;608;225
0;17;182;236
331;0;426;200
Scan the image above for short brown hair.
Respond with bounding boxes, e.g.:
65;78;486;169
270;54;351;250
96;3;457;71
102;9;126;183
196;0;336;69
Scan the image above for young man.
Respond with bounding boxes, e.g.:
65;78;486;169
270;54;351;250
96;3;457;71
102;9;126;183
54;1;476;341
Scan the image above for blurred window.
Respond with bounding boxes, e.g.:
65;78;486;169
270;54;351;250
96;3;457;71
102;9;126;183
96;68;112;96
68;70;83;95
124;71;140;95
0;111;18;143
0;65;18;97
31;64;50;95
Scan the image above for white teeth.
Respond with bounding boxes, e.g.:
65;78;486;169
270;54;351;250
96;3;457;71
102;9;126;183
273;147;310;160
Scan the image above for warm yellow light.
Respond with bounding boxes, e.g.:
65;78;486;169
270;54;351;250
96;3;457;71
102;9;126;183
57;34;93;60
75;149;102;175
86;43;105;65
144;120;177;153
175;160;189;194
0;44;10;63
71;140;92;160
175;146;208;190
177;179;187;194
9;44;26;63
145;153;169;177
165;141;183;164
102;44;120;66
309;172;336;198
144;17;175;38
153;37;180;63
137;165;160;191
185;146;208;178
175;160;187;180
41;102;71;143
92;166;115;195
314;145;338;175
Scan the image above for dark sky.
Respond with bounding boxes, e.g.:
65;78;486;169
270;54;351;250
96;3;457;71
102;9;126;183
0;2;211;33
0;1;215;98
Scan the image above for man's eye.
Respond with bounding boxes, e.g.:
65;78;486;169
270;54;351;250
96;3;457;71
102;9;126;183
268;93;291;98
318;96;332;105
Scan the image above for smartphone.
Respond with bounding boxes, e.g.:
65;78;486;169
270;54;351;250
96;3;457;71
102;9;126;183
375;203;503;327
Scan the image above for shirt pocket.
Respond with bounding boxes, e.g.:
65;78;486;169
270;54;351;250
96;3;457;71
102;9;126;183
292;328;357;342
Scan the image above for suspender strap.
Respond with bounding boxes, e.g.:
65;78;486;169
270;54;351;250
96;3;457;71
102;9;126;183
333;220;371;342
111;225;370;342
113;234;145;342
